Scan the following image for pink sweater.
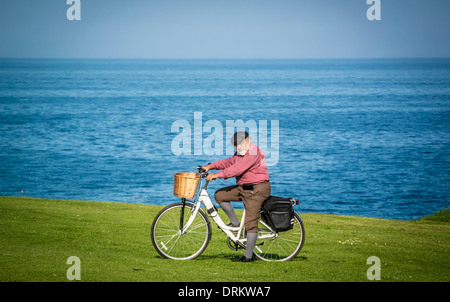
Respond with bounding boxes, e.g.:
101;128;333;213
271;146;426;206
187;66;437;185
209;143;270;185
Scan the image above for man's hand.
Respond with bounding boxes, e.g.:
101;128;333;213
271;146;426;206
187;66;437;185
202;165;211;172
207;173;218;181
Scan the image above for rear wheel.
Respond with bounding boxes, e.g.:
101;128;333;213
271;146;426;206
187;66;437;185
253;212;305;261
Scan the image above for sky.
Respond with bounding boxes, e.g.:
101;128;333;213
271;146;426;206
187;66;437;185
0;0;449;58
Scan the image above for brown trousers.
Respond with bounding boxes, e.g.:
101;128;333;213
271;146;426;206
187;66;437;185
214;182;271;233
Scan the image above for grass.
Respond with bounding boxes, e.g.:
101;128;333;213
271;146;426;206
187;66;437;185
416;209;450;223
0;196;449;282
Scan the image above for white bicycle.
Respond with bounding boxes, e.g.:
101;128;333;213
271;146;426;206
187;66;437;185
151;166;305;261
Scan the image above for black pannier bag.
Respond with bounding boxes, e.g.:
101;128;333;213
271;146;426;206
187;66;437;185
260;196;295;232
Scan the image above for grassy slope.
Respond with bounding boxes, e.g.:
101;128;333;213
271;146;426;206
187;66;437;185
0;196;448;282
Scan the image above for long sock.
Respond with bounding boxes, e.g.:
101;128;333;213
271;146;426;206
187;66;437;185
219;202;239;226
244;232;258;259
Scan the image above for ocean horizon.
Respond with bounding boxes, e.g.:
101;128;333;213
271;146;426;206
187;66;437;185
0;58;449;220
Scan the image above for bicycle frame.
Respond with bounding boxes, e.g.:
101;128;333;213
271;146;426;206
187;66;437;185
180;176;276;249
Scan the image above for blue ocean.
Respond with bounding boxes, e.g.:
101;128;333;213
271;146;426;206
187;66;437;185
0;58;449;220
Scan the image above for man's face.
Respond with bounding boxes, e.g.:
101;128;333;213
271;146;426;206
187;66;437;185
235;137;250;155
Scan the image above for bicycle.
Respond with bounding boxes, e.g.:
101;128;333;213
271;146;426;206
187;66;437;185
150;166;305;261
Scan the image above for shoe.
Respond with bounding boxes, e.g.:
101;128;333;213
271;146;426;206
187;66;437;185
232;255;254;262
227;222;239;227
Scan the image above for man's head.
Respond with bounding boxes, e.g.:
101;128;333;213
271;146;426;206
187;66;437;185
231;131;251;156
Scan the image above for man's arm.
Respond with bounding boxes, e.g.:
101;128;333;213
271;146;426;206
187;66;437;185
208;156;236;171
216;151;260;179
202;159;232;181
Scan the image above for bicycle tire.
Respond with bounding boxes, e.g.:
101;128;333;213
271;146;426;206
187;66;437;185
253;212;305;261
151;202;212;260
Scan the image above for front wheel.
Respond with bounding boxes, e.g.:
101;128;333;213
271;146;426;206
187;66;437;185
151;202;212;260
253;212;305;261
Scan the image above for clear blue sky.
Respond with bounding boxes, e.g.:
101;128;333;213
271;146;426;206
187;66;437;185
0;0;449;58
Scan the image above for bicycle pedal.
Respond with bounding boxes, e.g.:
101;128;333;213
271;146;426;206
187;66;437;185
227;237;245;252
226;237;244;251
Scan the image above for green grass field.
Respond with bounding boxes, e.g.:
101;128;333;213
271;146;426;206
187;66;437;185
0;196;448;282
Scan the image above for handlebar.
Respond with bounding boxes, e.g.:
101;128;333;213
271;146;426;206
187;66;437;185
197;165;209;178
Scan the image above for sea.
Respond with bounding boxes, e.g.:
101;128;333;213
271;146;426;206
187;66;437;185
0;58;449;220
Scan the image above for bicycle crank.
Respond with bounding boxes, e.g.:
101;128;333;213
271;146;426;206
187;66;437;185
226;237;245;251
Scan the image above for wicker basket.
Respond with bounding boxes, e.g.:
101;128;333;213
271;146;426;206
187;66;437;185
173;172;200;199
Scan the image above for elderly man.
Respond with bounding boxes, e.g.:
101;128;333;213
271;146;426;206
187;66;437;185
202;131;270;262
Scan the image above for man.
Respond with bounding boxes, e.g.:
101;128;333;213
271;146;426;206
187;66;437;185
202;131;270;262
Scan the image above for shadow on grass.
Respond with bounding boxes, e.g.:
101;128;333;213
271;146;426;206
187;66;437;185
153;253;308;262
